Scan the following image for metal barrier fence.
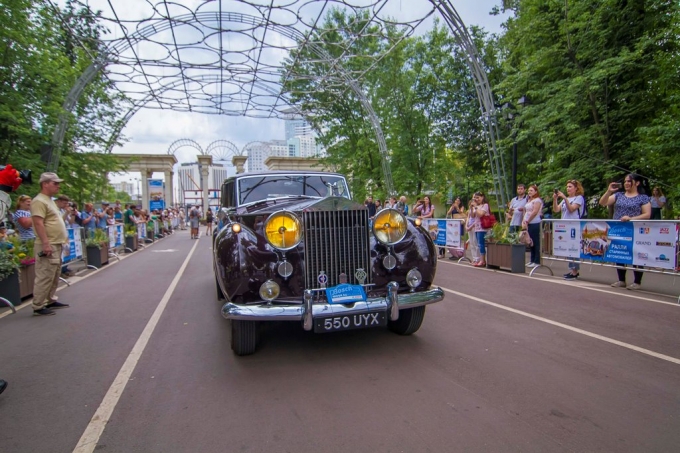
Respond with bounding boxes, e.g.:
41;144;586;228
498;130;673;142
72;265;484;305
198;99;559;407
536;219;680;286
421;218;466;258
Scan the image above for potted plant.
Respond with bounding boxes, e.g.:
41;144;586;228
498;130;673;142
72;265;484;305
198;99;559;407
8;237;37;298
0;249;20;306
485;222;526;273
85;229;109;268
124;224;138;252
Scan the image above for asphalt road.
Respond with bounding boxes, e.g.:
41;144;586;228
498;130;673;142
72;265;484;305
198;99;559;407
1;230;679;453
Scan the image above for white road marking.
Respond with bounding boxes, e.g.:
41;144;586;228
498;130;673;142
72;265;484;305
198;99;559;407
440;260;680;307
151;249;178;252
72;239;200;453
442;287;680;365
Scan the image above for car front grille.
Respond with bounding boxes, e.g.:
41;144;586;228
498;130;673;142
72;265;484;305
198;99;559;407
303;209;372;290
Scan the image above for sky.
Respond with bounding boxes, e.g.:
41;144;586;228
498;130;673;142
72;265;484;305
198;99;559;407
63;1;510;188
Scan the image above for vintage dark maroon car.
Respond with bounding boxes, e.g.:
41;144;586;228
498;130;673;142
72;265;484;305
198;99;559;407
214;171;444;355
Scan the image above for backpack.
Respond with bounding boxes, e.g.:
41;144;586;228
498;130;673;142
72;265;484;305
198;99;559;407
578;196;588;219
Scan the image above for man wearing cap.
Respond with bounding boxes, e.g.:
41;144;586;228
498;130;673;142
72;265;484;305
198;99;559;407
30;172;70;316
96;202;110;230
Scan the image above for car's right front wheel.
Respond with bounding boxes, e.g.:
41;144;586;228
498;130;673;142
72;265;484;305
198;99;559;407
388;306;426;335
231;320;259;356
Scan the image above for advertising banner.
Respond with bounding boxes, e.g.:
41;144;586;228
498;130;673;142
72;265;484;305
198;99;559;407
137;223;146;239
552;220;677;270
422;219;463;248
107;224;123;248
148;179;165;211
63;228;83;264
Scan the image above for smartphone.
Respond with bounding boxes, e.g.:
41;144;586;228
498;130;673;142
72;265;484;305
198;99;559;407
553;188;559;195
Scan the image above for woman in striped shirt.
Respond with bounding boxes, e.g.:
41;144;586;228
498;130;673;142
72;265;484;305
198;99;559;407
12;195;35;241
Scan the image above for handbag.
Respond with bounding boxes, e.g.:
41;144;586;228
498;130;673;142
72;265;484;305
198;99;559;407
480;214;497;229
518;230;533;247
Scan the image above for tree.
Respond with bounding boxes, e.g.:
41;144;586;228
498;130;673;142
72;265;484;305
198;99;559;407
496;0;680;205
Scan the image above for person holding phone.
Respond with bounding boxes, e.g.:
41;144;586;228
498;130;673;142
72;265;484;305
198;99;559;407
553;180;585;279
599;174;651;290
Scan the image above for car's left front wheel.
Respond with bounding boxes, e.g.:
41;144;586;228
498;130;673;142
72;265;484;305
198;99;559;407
231;320;259;356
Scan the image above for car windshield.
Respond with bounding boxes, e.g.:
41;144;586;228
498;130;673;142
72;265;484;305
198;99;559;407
237;175;350;205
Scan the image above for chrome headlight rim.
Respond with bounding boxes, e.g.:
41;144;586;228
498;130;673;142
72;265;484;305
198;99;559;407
372;208;408;246
263;210;303;251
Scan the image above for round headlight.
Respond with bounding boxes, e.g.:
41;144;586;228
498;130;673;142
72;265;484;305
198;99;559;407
264;211;302;250
406;269;423;288
373;209;408;245
259;280;280;301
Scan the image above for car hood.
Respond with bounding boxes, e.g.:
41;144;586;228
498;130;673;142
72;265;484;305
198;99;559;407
238;196;366;216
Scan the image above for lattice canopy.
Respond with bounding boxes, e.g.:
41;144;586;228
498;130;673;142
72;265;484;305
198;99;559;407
48;0;508;204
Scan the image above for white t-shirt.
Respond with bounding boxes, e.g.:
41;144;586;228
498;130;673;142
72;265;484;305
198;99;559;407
560;195;584;220
509;196;527;226
523;198;543;224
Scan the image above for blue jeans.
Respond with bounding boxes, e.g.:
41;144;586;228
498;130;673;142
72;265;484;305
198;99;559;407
476;231;487;256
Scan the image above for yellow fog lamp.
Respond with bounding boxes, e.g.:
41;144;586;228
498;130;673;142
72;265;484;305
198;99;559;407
372;209;407;245
259;280;281;301
264;211;302;250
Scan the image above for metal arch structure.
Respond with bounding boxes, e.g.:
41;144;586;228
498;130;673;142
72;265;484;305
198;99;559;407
167;139;204;156
206;140;242;162
47;0;509;205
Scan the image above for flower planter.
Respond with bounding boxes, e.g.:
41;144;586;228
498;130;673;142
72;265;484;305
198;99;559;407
125;235;138;252
486;242;526;273
0;269;21;306
19;263;36;299
86;245;109;268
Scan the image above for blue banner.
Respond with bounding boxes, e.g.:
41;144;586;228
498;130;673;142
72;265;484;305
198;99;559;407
148;179;165;211
580;221;634;264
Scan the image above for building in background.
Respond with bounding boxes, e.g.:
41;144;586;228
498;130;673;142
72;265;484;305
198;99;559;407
110;181;136;200
177;162;230;209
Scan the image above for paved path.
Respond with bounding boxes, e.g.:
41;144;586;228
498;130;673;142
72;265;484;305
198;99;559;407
1;231;679;452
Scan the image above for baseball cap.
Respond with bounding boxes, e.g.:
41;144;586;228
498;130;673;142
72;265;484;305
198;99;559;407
39;172;64;184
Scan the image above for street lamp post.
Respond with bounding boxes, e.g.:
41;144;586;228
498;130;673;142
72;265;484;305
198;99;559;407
502;95;528;197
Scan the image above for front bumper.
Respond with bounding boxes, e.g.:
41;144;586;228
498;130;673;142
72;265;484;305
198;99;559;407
221;282;444;331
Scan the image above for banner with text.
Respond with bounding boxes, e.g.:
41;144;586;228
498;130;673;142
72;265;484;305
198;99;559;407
422;219;464;248
148;179;165;211
551;220;677;270
63;228;83;264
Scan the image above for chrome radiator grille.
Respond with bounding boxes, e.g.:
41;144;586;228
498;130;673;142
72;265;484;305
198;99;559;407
303;209;372;289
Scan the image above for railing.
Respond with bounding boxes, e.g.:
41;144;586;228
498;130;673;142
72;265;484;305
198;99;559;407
537;219;680;301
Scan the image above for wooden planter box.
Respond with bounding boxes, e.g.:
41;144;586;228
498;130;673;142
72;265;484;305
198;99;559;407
19;263;36;299
0;269;21;306
486;242;526;273
86;244;109;268
125;235;138;252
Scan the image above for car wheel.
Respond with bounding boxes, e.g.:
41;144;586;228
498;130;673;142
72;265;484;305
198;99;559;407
388;306;426;336
231;320;259;356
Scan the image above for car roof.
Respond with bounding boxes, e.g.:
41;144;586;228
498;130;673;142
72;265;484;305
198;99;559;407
223;170;346;183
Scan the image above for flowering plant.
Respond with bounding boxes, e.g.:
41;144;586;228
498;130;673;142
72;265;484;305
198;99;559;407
0;249;19;281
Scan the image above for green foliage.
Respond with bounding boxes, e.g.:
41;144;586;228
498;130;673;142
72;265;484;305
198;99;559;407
0;0;127;206
281;11;497;202
486;222;521;244
496;0;680;206
0;249;19;281
85;228;108;248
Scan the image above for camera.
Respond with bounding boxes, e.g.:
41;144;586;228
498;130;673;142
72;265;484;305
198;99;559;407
553;188;559;195
38;251;47;257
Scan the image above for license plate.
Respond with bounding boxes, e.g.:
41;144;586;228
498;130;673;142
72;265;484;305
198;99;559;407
314;311;387;333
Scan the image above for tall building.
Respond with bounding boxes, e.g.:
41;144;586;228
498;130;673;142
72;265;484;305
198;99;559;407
177;162;231;209
110;181;136;199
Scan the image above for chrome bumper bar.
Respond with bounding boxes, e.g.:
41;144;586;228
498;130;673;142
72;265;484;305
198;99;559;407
221;283;444;331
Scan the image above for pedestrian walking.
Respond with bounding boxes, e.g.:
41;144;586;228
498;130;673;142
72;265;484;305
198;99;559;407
189;205;200;239
205;207;214;235
30;172;70;316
